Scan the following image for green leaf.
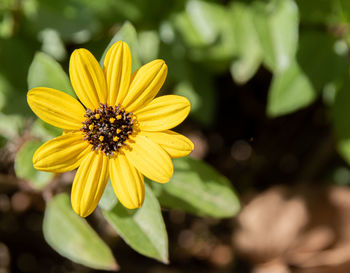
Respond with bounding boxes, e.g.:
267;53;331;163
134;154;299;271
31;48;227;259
138;30;160;63
43;193;118;271
99;179;118;211
332;77;350;164
267;30;348;117
173;1;236;64
253;0;299;73
27;52;75;97
295;0;334;25
174;66;216;127
297;30;348;92
267;62;316;117
100;21;141;72
103;184;168;263
230;2;262;84
38;28;67;61
14;140;54;190
151;157;240;218
0;37;33;116
0;113;25;139
30;119;63;141
23;0;100;43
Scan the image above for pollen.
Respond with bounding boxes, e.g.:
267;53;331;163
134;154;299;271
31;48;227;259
81;103;136;156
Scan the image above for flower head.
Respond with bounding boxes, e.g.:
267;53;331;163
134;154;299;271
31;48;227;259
27;41;193;217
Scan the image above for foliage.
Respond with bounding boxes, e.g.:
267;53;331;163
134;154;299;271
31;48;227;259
2;0;350;270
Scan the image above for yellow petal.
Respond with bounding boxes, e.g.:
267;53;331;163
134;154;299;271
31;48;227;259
109;154;144;209
125;134;173;183
27;87;86;130
135;95;190;131
33;131;91;172
122;60;167;112
71;151;109;217
103;41;132;106
69;48;107;110
141;130;194;158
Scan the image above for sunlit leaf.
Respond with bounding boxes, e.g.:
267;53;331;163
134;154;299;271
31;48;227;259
138;30;160;63
27;52;75;97
100;21;141;72
230;2;262;84
38;28;67;61
43;193;118;270
253;0;299;73
103;184;168;263
267;62;316;117
99;180;118;211
151;157;240;218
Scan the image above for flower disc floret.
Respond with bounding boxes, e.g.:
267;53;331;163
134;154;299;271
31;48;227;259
81;103;135;156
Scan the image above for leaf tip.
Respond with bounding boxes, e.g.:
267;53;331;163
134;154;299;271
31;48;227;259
161;257;169;264
110;261;120;271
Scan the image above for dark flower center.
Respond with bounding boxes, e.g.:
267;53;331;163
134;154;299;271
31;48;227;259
81;103;135;156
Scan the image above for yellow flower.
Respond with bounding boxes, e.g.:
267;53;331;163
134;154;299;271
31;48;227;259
27;41;193;217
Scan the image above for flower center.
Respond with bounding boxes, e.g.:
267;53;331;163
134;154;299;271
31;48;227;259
81;103;135;156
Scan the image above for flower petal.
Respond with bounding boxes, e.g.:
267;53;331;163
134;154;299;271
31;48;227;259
135;95;190;131
122;59;167;112
109;154;144;209
125;134;173;183
103;41;132;106
71;151;109;217
27;87;86;130
141;130;194;158
33;131;91;172
70;48;107;110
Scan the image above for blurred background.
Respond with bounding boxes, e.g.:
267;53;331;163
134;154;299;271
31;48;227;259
2;0;350;272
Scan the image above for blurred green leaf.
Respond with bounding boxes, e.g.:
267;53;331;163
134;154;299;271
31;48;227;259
174;66;216;127
0;37;33;116
332;76;350;164
296;0;350;25
173;11;207;47
43;193;118;270
185;0;227;45
253;0;299;73
30;119;63;141
100;21;141;72
23;0;100;42
230;2;262;84
297;30;348;92
151;157;240;218
0;113;24;139
99;180;118;211
38;29;67;61
138;30;160;63
267;62;316;117
173;0;236;64
27;52;75;97
103;184;168;263
14;140;54;190
267;30;348;117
